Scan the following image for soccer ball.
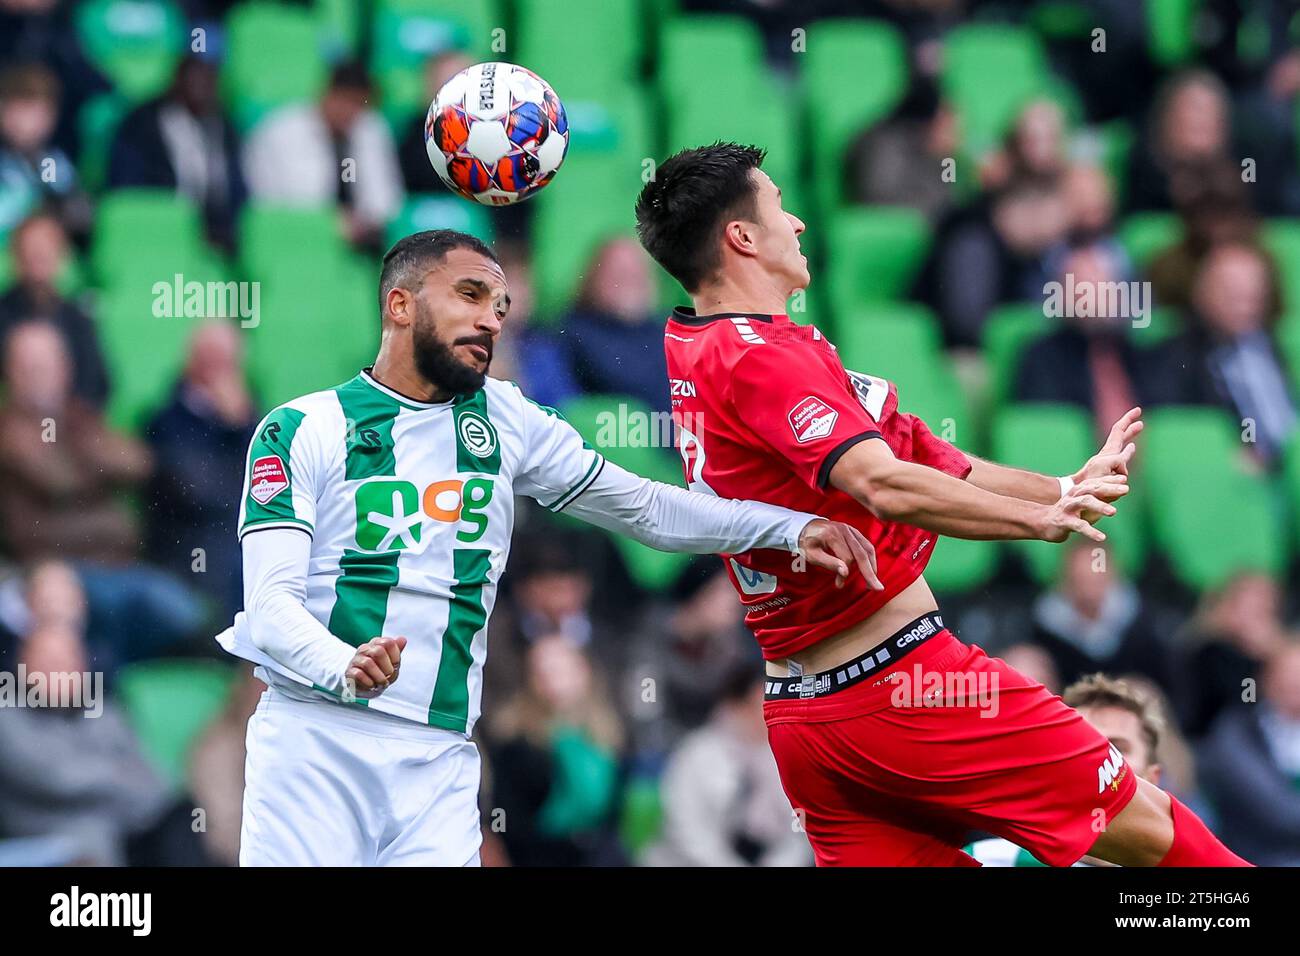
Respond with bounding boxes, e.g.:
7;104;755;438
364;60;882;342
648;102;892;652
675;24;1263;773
424;61;569;206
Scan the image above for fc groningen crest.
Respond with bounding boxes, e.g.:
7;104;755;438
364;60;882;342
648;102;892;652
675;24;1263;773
456;410;497;458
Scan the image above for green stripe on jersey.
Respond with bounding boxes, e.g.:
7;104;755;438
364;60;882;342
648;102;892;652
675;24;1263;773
335;375;400;479
243;406;308;529
453;389;502;475
328;549;402;647
428;548;492;731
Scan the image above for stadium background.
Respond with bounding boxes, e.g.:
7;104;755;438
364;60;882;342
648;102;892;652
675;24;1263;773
0;0;1299;866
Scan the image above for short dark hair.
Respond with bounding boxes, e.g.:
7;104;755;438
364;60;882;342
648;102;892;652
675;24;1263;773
634;142;766;292
329;60;373;94
1063;673;1163;765
379;229;497;313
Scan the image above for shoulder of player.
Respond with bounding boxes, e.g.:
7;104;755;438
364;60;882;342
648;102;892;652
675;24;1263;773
252;389;347;456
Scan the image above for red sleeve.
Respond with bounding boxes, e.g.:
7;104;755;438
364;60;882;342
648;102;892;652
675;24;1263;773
728;345;881;491
898;410;973;480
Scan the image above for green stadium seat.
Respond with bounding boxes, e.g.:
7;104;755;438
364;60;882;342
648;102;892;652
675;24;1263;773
983;304;1055;410
238;204;349;280
75;0;186;101
371;0;499;126
835;304;977;451
924;535;999;595
941;24;1050;156
559;394;692;591
223;4;328;131
659;15;765;104
1147;0;1201;67
1118;212;1183;268
246;257;379;408
1281;431;1300;552
77;92;130;194
386;194;495;248
1277;312;1300;384
90;189;213;287
802;19;909;217
516;0;642;101
825;206;931;316
621;775;664;855
317;0;363;58
117;659;237;785
1142;406;1283;589
1262;219;1300;315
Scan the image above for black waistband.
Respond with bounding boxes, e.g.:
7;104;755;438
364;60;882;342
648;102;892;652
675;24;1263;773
764;613;947;701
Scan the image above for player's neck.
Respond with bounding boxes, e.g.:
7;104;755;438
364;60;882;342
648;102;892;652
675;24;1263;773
369;352;452;404
691;276;790;318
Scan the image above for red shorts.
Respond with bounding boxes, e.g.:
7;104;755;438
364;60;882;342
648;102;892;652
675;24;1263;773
764;630;1138;867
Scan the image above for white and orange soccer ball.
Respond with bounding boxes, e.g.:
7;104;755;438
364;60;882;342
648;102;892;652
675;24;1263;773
423;61;569;206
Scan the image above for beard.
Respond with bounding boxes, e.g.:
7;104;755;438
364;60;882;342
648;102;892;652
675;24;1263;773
411;313;492;396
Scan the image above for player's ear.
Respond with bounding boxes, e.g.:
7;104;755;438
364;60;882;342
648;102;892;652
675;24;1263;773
721;218;758;258
385;287;413;327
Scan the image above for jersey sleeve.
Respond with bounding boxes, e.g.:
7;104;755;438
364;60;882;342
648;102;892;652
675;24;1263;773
514;394;606;513
899;410;973;480
729;345;882;490
238;403;323;539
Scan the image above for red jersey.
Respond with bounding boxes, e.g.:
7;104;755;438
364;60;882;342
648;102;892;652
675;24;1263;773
664;308;972;660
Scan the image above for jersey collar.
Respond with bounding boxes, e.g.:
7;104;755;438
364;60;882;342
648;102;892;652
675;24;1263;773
670;307;785;326
359;367;456;409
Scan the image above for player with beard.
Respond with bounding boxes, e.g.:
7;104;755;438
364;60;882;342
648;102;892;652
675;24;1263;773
634;143;1248;867
214;229;877;866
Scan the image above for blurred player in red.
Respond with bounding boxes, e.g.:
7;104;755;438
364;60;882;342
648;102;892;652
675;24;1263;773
634;143;1249;867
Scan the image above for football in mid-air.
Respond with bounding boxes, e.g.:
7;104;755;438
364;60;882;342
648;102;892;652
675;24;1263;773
424;61;569;206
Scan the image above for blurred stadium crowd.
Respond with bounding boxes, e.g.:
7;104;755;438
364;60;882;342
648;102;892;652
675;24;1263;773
1;0;1300;867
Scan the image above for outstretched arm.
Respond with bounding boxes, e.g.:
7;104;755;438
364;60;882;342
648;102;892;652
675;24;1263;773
828;437;1126;543
966;407;1144;504
564;460;882;589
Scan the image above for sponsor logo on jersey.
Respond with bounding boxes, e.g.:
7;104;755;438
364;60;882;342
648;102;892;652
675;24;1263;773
1097;743;1127;794
353;476;497;551
457;410;498;458
788;396;839;443
730;558;778;595
249;455;289;504
669;378;697;398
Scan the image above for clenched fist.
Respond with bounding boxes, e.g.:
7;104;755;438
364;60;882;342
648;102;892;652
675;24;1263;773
345;636;407;699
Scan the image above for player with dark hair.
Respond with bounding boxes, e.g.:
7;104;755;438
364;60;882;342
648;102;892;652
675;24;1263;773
215;228;876;865
634;144;1248;867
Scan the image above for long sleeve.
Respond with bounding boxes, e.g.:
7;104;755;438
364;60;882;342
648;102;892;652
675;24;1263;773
241;526;357;693
565;460;812;555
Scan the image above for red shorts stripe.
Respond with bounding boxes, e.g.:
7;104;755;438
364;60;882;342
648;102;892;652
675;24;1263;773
764;631;1139;867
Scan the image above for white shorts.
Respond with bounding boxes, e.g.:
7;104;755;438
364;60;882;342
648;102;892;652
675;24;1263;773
240;686;482;866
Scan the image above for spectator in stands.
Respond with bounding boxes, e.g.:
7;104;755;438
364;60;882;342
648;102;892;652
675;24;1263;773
485;634;627;866
844;76;957;222
0;62;90;239
243;61;402;250
643;666;811;866
0;320;144;564
999;642;1062;696
1175;571;1289;738
0;562;213;865
188;667;264;866
0;211;109;408
1013;242;1162;436
1199;641;1300;865
0;320;204;665
1052;163;1128;269
559;236;669;411
491;251;580;409
919;176;1070;348
1029;542;1170;690
1148;168;1257;313
107;55;248;252
1151;242;1296;465
980;98;1069;193
144;320;258;623
1127;70;1236;213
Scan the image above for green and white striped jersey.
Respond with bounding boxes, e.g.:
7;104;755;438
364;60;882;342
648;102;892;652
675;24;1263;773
229;369;604;735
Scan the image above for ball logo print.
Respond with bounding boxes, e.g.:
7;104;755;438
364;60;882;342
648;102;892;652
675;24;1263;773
424;61;569;205
457;411;498;458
